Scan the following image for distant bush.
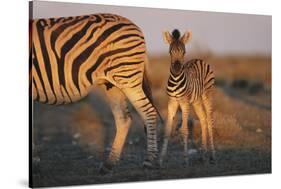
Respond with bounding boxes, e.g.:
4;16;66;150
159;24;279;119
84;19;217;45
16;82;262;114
248;82;263;95
231;79;249;89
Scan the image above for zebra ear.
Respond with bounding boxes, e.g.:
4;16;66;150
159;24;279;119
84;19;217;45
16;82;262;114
180;31;192;44
163;31;172;44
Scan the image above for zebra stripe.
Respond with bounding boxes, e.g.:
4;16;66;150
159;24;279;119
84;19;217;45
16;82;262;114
30;14;146;104
166;59;214;101
30;13;160;171
161;29;216;166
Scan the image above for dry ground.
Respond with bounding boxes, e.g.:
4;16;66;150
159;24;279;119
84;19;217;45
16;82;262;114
31;55;271;187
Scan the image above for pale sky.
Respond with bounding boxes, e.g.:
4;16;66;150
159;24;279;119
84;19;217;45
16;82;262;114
32;1;272;56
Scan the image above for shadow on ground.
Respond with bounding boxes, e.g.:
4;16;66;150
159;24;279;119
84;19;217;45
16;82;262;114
32;123;271;187
31;55;271;187
31;88;271;187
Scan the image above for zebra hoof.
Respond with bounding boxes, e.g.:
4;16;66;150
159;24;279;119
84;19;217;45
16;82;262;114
209;156;216;165
98;162;113;175
183;160;190;168
143;158;160;169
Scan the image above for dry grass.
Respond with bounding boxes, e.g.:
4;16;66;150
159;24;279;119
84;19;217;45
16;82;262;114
147;54;271;86
147;54;271;152
65;54;271;153
209;56;271;86
32;55;271;187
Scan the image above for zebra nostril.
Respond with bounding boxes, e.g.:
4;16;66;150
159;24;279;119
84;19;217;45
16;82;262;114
173;60;182;73
174;60;180;65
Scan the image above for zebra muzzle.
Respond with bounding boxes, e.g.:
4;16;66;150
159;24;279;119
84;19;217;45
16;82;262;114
172;61;183;74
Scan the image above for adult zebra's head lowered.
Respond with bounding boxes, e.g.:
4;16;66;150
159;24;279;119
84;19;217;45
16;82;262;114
163;29;192;75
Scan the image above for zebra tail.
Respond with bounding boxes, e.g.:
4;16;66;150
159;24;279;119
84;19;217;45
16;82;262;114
142;71;164;124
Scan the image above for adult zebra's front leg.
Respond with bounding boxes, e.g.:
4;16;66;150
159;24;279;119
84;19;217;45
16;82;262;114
99;84;132;174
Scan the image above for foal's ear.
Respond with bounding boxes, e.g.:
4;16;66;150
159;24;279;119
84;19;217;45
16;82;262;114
180;31;192;44
163;31;172;44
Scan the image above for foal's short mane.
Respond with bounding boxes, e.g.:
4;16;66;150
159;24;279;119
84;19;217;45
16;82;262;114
172;29;181;40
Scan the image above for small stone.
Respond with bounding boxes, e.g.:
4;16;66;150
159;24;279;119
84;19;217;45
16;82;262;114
87;155;94;159
188;149;198;155
256;128;262;133
128;140;133;145
33;156;40;163
134;137;140;144
73;133;80;139
42;136;50;141
72;141;77;145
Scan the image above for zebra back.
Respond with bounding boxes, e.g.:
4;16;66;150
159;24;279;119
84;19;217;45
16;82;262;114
30;14;148;105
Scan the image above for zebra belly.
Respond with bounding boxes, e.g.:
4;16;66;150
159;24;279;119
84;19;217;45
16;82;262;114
32;81;92;105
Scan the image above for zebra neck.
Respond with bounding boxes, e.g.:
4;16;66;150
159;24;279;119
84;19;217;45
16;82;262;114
166;70;187;98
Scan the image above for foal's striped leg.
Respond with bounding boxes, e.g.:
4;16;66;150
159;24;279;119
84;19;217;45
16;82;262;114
160;99;179;166
202;94;216;163
179;99;190;165
192;99;208;158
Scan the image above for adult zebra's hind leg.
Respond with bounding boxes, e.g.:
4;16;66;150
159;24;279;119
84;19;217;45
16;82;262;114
99;83;132;174
202;94;216;163
122;87;159;169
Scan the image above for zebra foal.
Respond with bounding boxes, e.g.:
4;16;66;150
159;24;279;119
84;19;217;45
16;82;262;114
160;29;216;166
30;13;161;173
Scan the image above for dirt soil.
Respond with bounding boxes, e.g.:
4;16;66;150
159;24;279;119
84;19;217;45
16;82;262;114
31;55;271;187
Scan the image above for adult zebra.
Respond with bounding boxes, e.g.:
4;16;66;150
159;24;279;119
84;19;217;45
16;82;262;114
29;13;161;173
160;29;216;166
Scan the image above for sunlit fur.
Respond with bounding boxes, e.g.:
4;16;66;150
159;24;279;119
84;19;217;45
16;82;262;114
30;13;160;172
169;41;185;69
160;29;216;166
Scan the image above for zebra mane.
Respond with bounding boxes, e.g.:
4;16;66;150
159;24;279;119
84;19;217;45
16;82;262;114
172;29;181;40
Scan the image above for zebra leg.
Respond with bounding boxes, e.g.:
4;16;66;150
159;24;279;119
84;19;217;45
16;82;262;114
122;87;159;168
160;98;179;167
99;84;132;174
179;100;190;166
202;94;216;164
192;99;208;161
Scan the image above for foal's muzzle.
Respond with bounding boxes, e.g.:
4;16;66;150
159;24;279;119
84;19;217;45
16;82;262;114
171;60;183;75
